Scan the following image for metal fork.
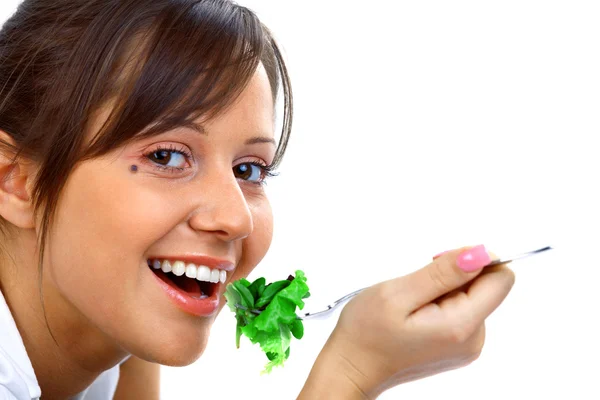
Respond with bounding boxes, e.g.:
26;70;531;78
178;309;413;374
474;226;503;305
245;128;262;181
236;245;553;320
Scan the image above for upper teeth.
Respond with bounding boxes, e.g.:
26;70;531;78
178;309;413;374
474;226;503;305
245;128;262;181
149;259;227;284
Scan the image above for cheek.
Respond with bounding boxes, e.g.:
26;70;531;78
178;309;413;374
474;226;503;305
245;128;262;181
45;162;181;312
237;197;273;279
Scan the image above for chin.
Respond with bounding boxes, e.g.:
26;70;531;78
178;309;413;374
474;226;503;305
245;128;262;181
152;344;207;367
122;319;215;367
156;305;231;366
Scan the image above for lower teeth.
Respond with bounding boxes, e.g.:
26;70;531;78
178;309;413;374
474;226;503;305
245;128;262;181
200;294;208;299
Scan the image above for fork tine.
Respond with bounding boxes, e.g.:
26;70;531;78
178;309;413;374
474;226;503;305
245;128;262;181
234;304;262;315
302;287;366;320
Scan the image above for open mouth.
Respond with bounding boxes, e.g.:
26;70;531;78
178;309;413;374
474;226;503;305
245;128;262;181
147;259;226;299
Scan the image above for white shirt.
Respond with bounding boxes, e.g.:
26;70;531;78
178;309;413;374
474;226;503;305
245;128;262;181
0;290;123;400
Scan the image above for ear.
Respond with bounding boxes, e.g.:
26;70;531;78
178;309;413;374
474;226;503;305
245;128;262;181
0;131;36;229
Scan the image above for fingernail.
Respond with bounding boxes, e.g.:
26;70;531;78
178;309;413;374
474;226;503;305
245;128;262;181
433;250;451;259
457;245;491;272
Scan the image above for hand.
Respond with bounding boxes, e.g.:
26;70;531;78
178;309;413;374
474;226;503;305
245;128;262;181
302;245;515;398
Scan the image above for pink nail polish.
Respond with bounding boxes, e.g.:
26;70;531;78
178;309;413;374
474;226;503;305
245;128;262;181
433;250;451;259
457;245;491;272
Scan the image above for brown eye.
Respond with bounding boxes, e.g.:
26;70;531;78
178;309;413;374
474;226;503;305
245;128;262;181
145;147;190;170
234;162;264;183
149;150;171;165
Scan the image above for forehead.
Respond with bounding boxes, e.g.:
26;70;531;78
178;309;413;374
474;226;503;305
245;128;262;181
202;63;275;138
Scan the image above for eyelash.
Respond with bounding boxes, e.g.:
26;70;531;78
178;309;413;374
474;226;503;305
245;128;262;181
142;145;278;185
244;162;279;186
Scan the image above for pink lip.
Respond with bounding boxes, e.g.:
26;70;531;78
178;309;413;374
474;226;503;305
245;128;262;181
149;267;226;317
147;255;235;272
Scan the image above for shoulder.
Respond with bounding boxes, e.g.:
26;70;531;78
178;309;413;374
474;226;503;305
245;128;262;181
0;348;35;399
0;385;20;400
0;292;40;400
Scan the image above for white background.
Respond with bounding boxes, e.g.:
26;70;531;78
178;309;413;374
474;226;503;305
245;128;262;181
1;1;599;399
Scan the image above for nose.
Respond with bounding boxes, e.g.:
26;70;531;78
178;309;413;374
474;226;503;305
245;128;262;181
187;173;253;242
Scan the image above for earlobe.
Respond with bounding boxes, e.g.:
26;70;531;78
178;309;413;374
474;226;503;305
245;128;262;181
0;133;36;229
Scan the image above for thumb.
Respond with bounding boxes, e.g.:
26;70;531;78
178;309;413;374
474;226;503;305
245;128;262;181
395;245;493;313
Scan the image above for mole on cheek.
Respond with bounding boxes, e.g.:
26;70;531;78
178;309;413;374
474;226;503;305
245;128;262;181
130;165;138;173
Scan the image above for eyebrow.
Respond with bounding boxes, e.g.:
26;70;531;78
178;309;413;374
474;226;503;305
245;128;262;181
245;136;276;146
182;122;275;146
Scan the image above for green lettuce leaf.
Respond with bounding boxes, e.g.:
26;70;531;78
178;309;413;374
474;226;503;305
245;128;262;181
223;270;309;373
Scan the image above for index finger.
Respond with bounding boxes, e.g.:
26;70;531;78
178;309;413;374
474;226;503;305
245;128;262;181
391;245;493;313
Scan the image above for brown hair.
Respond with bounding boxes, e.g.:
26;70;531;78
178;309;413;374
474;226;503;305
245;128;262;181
0;0;292;273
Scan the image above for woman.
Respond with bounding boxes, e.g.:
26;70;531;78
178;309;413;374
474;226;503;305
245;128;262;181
0;0;515;399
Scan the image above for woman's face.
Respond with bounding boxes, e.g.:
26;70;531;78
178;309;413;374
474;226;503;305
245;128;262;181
44;64;275;366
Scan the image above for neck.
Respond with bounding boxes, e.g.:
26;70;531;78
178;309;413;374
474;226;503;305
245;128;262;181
0;230;128;399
